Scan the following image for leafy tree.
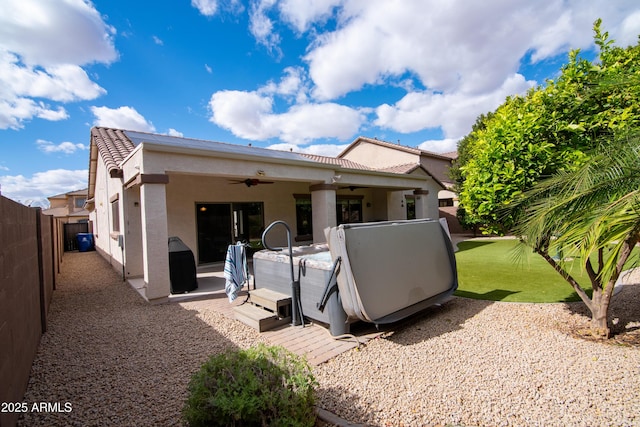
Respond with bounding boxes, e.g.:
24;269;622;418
458;20;640;233
510;131;640;338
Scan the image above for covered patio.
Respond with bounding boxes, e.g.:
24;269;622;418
89;128;442;303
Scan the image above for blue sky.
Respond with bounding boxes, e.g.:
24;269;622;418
1;0;640;207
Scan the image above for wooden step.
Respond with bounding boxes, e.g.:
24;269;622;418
249;288;291;316
233;303;291;332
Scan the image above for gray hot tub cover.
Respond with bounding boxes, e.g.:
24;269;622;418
326;218;458;324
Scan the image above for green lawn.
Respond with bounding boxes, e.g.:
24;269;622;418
454;239;593;303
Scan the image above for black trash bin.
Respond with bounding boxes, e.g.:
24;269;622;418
168;236;198;294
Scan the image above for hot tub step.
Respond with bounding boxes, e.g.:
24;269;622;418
249;288;292;318
233;303;291;332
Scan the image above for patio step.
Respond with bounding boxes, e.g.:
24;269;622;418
233;303;291;332
249;288;292;317
233;288;292;332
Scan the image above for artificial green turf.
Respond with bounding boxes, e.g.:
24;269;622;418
454;239;592;303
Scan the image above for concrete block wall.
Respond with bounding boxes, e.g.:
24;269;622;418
0;196;56;427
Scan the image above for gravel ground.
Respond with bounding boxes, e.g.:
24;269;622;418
19;250;640;426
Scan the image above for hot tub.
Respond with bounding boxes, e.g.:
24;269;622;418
253;243;349;335
254;218;458;336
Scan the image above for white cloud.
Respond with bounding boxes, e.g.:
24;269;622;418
0;165;9;171
152;36;164;46
205;64;213;74
91;106;155;132
0;0;117;66
37;139;89;154
278;0;343;33
210;90;275;140
209;89;364;143
0;0;116;129
299;0;639;101
250;0;282;56
213;1;640;147
0;97;68;129
0;52;106;102
260;66;308;103
418;138;459;154
619;10;640;47
167;128;184;137
192;0;218;16
375;73;536;139
0;169;88;208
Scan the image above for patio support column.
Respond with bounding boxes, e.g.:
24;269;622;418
310;183;337;243
122;186;143;278
139;177;170;302
413;189;431;219
387;191;406;220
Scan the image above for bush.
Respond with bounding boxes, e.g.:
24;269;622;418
183;344;317;427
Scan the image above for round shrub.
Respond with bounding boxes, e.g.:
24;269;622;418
183;344;317;426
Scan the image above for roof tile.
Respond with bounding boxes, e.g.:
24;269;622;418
91;127;136;176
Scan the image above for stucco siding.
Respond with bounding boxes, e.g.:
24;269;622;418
90;156;124;270
341;143;415;169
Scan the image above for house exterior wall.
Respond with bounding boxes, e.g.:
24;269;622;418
341;142;416;169
420;156;453;187
90;156;124;271
48;197;66;209
165;174;306;254
164;174;387;259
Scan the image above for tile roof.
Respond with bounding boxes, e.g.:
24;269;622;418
376;163;421;174
298;153;373;170
340;136;458;161
89;127;440;183
91;127;136;176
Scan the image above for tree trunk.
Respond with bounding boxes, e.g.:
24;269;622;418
590;290;610;338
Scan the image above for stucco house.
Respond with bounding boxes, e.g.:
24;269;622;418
44;188;91;252
338;136;458;207
43;188;90;223
87;127;446;302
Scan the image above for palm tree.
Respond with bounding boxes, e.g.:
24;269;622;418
510;133;640;337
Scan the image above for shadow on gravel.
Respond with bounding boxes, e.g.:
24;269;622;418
315;386;376;426
562;281;640;342
18;251;244;427
378;297;494;346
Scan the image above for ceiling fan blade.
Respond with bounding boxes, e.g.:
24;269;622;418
227;178;275;187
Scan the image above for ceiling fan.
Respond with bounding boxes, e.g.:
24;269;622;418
340;185;368;191
228;178;275;187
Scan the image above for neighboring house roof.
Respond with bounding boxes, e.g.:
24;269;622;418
338;136;457;162
298;153;373;170
43;188;89;218
376;163;422;174
48;188;87;199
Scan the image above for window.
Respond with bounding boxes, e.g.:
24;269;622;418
110;195;120;233
406;197;416;220
232;202;264;243
74;197;86;209
439;198;454;207
294;195;313;239
336;196;363;225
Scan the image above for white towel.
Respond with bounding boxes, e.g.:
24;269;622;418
224;243;247;302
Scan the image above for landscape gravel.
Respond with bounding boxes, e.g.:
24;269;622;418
18;251;640;426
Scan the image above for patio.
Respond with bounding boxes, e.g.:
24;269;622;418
166;262;385;366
